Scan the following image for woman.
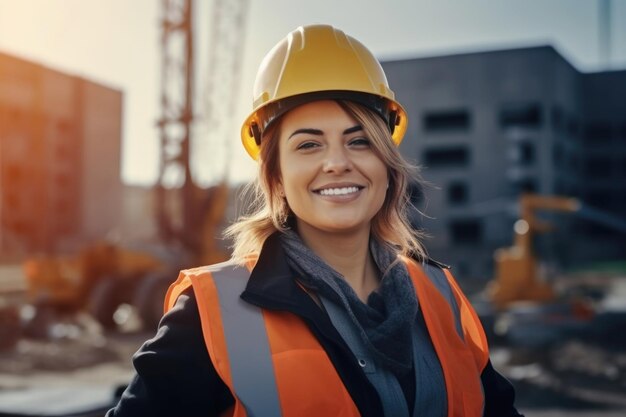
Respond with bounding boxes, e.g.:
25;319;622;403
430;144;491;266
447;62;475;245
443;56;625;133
108;24;522;417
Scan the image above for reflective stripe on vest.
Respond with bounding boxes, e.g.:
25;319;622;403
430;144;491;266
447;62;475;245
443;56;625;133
164;258;489;417
210;262;281;416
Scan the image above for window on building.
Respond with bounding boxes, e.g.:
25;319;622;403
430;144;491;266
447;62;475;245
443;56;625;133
551;106;563;131
519;142;535;165
499;103;542;129
447;182;468;205
584;157;612;178
584;122;613;145
449;219;483;244
423;109;471;132
510;178;538;195
422;147;469;168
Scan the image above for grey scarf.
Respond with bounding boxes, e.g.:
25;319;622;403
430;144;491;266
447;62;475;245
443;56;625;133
280;230;418;375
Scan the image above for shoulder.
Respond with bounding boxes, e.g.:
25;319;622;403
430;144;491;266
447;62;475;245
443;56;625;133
176;258;252;289
398;251;451;268
165;259;250;313
424;257;451;270
400;255;451;277
180;258;247;277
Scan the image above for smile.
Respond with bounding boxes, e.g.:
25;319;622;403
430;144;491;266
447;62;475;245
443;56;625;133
316;186;362;196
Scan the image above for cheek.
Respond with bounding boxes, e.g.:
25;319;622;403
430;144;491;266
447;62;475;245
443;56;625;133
371;159;389;188
277;155;302;204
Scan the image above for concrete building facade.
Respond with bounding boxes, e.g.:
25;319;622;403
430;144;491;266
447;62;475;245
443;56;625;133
0;52;123;257
382;46;626;282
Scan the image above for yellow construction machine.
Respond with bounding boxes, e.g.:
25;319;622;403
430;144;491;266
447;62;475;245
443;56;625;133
487;193;581;309
21;183;230;334
482;193;626;347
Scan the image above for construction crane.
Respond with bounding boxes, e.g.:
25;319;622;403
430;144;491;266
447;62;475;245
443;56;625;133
156;0;249;265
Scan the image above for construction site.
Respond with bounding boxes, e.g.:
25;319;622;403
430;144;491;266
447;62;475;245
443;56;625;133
1;0;626;416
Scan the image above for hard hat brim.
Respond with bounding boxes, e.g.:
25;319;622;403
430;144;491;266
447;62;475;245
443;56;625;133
241;90;407;160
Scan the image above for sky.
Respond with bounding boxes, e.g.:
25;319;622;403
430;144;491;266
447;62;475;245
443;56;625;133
0;0;625;186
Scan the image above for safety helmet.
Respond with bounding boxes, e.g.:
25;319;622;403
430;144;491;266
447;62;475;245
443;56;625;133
241;24;408;160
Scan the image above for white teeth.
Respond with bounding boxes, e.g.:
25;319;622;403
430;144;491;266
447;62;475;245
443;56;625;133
318;187;360;196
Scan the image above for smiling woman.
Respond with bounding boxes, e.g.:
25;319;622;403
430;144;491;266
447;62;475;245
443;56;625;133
276;100;393;300
107;24;523;417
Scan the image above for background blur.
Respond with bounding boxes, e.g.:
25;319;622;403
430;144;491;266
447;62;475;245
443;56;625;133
1;1;625;416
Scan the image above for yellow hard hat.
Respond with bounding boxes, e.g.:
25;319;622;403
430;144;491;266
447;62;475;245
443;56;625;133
241;24;408;160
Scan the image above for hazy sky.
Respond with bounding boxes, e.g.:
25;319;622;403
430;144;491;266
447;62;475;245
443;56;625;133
1;0;625;185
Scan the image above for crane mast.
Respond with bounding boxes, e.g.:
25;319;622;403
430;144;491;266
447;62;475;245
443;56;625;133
156;0;249;260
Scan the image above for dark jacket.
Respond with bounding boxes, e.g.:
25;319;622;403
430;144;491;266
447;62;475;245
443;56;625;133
107;233;522;417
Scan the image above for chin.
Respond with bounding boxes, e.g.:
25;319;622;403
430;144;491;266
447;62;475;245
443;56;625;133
315;221;370;235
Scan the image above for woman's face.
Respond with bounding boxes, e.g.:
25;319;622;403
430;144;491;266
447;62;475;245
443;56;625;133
277;100;389;236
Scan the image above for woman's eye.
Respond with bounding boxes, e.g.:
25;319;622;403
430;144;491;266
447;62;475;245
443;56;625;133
349;137;371;147
296;141;319;150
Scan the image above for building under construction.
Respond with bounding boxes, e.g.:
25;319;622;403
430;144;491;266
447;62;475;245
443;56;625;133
0;52;123;258
383;46;626;280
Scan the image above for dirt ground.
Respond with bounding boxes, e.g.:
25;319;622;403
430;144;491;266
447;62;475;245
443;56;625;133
491;345;626;417
0;326;625;417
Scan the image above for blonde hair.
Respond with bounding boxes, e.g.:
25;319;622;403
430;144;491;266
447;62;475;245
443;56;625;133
225;100;426;262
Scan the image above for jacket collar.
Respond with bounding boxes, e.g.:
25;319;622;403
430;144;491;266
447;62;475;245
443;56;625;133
241;232;316;313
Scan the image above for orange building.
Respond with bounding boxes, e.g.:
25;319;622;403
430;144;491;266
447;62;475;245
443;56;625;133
0;52;123;257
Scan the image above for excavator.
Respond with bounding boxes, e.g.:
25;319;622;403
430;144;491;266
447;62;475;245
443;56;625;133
487;193;581;309
481;193;626;347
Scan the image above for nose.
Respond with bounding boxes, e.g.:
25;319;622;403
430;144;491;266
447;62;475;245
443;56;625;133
322;145;353;174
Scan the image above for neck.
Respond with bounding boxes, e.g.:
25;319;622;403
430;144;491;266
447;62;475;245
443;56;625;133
296;222;380;302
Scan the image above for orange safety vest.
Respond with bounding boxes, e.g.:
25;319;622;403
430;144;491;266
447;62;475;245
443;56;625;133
164;257;489;417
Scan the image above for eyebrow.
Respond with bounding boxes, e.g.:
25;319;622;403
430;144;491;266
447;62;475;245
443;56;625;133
343;125;363;135
288;125;363;139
